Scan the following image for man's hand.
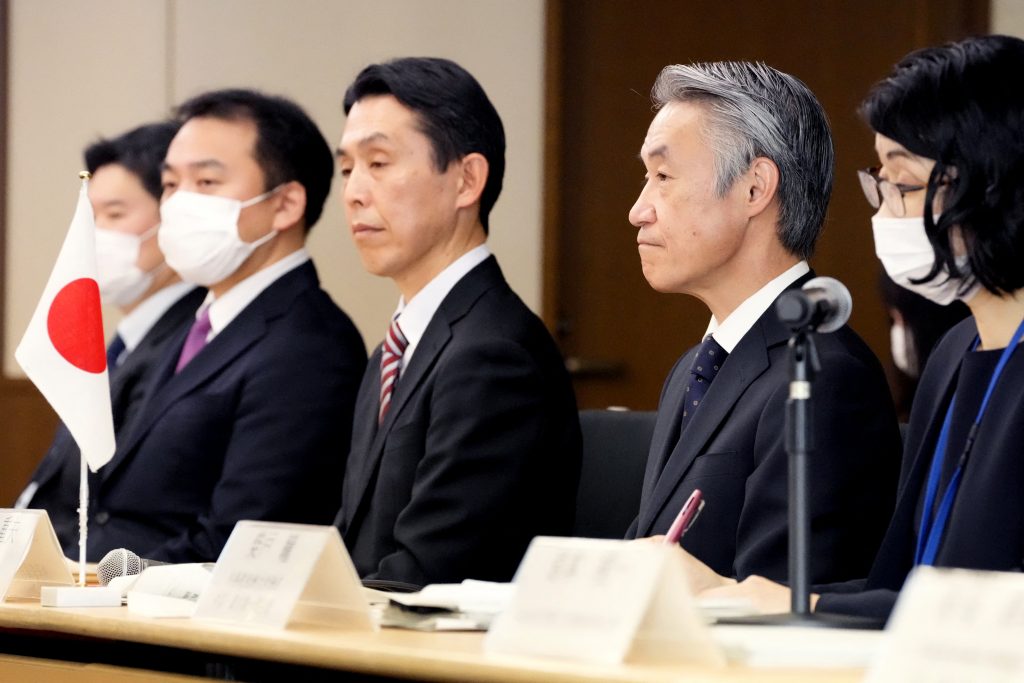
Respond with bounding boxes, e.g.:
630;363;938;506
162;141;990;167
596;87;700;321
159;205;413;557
636;537;735;593
700;574;820;614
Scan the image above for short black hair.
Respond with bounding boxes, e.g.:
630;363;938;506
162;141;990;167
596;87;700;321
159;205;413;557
174;89;334;232
343;57;506;234
861;35;1024;296
84;121;180;199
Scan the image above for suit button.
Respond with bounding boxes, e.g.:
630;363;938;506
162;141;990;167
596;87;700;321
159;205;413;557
94;511;110;525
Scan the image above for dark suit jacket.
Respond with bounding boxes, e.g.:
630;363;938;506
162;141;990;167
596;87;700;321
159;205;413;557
21;287;206;556
817;318;1024;620
85;261;366;563
627;273;902;585
336;256;581;587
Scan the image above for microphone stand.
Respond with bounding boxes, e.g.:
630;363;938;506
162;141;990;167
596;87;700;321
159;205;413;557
787;329;818;616
717;323;884;630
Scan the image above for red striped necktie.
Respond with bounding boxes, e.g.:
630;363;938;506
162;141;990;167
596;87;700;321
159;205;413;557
379;318;408;424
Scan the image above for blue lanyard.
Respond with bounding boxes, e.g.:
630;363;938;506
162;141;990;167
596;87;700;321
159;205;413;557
914;317;1024;566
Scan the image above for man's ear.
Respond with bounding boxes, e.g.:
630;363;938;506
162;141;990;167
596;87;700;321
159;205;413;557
745;156;780;219
271;181;307;232
454;153;489;211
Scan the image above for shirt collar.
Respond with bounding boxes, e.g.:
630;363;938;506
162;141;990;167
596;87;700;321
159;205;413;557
115;281;197;353
704;261;810;353
201;247;310;340
392;244;491;364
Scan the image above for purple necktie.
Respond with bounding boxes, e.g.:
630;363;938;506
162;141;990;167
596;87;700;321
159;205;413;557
176;307;212;373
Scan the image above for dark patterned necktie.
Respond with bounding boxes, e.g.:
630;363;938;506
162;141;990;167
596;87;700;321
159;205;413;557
106;334;126;373
379;318;408;424
678;335;728;435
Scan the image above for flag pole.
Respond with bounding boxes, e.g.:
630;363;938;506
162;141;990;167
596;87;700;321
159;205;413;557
76;170;91;587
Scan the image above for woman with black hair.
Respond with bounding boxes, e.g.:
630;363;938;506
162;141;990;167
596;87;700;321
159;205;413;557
674;34;1024;621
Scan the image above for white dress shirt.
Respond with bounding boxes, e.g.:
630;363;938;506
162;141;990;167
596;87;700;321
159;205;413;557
196;247;311;342
704;261;810;353
391;244;491;370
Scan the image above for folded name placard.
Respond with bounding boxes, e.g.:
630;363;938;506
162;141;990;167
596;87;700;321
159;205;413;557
867;567;1024;682
0;509;74;600
194;521;373;631
485;537;725;666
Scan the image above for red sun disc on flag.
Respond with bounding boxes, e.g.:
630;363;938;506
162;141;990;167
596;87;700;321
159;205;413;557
46;278;106;373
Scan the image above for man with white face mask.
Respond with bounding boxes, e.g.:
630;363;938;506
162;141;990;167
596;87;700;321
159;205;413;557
15;122;206;556
79;90;366;563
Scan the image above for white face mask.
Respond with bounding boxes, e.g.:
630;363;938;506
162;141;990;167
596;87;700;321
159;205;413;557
871;215;980;306
95;225;160;307
889;323;918;378
158;188;280;286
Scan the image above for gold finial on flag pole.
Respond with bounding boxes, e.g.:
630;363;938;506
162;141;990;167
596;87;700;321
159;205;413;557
79;171;91;180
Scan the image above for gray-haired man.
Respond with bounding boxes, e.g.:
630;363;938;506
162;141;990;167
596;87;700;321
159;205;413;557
625;61;901;586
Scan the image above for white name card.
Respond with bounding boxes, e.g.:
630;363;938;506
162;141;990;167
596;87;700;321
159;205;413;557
867;567;1024;682
485;537;726;666
193;521;373;631
0;509;74;600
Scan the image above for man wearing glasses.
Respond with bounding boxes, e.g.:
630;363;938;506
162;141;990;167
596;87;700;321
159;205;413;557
626;61;903;585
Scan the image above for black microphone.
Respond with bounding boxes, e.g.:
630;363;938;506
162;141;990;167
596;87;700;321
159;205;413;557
775;276;852;334
97;548;168;586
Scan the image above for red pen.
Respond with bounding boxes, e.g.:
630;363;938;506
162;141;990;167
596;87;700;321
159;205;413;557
663;488;704;545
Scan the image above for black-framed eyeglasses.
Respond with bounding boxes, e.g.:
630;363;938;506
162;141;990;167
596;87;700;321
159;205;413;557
856;167;927;218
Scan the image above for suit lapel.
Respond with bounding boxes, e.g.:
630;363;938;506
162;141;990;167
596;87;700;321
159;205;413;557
100;264;316;483
637;322;774;534
108;287;205;432
101;312;266;482
640;350;697;501
636;272;811;536
344;315;454;528
341;345;385;528
341;256;503;530
28;425;75;486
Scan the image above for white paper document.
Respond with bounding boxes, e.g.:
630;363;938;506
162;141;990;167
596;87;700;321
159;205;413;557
388;580;515;613
485;537;726;666
382;580;515;631
126;563;215;617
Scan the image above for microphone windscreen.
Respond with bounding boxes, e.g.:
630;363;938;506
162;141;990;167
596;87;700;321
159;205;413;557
97;548;144;586
804;276;852;333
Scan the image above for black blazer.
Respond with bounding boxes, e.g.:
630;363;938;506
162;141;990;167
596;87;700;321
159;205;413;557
336;256;581;587
818;318;1024;620
627;274;902;584
21;286;206;555
84;261;366;563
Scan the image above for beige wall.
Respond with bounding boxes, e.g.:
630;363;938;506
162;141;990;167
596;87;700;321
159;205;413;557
4;0;545;374
993;0;1024;36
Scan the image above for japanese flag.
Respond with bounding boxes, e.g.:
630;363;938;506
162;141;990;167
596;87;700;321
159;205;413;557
15;179;115;471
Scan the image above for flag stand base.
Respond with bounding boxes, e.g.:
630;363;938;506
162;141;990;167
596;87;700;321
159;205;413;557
41;585;121;607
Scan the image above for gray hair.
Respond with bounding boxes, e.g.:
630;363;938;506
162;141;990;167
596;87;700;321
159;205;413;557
652;62;834;259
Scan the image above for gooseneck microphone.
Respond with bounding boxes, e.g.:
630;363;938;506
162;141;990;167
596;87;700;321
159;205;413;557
97;548;168;586
775;276;852;333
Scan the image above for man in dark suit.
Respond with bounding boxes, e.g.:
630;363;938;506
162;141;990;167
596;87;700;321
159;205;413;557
334;58;581;587
625;62;901;584
81;90;366;562
15;122;207;556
